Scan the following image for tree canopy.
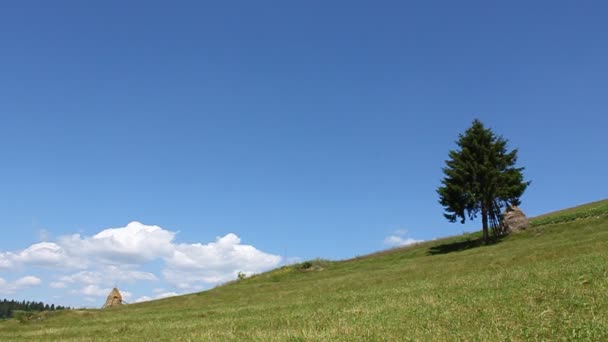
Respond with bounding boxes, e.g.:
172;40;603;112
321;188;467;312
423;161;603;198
437;119;529;242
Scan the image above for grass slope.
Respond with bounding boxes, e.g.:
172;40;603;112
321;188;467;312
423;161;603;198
1;200;607;341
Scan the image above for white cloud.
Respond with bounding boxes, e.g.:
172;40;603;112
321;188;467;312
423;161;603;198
384;236;422;247
61;271;103;285
156;292;179;299
58;221;175;264
1;241;85;269
59;268;157;287
384;229;423;247
134;296;152;303
0;275;42;294
121;291;132;301
103;266;158;282
134;291;178;303
0;253;12;268
79;285;130;303
163;233;281;287
81;285;111;297
15;276;42;286
134;292;177;304
0;222;176;270
0;222;282;303
50;281;67;289
13;242;74;267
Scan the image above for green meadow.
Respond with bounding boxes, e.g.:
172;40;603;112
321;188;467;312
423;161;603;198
1;200;607;341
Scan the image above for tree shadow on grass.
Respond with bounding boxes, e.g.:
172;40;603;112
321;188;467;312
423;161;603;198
427;236;504;255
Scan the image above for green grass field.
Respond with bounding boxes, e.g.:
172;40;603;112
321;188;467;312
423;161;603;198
2;200;607;341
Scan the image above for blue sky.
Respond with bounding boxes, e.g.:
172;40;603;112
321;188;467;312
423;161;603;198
1;1;606;307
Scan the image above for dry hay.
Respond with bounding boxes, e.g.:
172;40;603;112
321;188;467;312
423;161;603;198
103;288;123;308
503;206;529;233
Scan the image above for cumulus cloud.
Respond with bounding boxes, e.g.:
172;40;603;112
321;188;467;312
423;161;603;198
121;291;132;301
0;221;282;303
0;276;42;294
0;222;177;270
81;284;110;297
104;266;158;282
384;229;423;247
0;241;84;269
163;233;282;288
15;276;42;286
58;222;175;264
0;253;12;268
12;242;74;267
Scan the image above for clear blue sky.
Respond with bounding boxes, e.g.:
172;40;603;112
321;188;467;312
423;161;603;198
1;1;606;307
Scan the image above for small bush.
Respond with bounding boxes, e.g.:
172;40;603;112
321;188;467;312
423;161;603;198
300;261;313;270
13;311;35;324
296;258;331;271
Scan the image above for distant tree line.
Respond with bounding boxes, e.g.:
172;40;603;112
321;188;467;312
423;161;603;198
0;299;70;319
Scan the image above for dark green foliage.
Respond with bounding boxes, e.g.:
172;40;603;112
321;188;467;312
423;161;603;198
437;119;529;242
0;299;69;320
299;261;313;270
295;258;329;271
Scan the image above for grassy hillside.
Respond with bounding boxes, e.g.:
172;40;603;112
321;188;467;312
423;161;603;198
1;200;607;341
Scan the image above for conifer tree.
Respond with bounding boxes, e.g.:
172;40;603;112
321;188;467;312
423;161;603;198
437;119;529;243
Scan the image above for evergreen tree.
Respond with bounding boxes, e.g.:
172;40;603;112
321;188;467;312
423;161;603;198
0;298;68;319
437;119;529;243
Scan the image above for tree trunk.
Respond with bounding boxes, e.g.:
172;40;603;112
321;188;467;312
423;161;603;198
481;206;489;243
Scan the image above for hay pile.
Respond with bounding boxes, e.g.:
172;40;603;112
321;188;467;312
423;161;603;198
103;288;123;308
503;206;529;233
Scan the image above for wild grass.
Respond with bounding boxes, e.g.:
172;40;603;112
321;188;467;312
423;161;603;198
1;200;607;341
530;199;608;227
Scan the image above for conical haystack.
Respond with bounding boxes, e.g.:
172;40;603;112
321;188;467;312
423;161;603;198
103;288;123;308
503;206;529;233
